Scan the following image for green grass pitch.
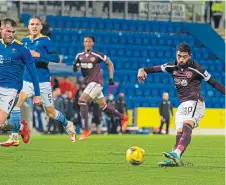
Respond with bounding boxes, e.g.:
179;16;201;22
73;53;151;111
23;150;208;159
0;135;225;185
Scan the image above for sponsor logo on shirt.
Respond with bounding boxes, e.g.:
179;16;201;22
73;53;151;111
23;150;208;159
174;78;188;86
0;55;11;64
80;62;93;69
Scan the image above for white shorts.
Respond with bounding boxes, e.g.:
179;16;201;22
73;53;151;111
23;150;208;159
83;82;104;100
0;87;18;114
22;81;53;107
175;100;205;129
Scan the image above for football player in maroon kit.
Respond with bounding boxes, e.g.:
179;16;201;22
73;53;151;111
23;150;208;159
138;43;225;167
73;36;128;140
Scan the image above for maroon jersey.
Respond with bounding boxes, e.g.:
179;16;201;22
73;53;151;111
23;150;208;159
75;51;107;86
160;60;211;102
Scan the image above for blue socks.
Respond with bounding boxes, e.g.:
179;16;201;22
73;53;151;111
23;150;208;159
54;110;69;127
6;109;69;133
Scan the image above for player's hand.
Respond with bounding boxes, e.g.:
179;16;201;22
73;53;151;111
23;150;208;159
30;50;41;58
33;96;42;105
108;78;114;85
137;68;147;83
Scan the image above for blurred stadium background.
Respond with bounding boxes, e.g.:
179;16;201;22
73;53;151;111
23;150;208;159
0;0;225;135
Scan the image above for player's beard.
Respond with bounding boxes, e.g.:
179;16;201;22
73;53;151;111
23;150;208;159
177;59;190;69
178;62;186;67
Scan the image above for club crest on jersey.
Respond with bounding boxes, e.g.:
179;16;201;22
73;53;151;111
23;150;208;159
185;71;193;78
12;48;16;53
90;57;96;62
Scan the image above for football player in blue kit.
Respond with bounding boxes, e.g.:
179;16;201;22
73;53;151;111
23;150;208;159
1;16;76;147
0;17;41;146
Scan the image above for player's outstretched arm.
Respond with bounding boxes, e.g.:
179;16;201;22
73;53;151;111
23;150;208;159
137;65;163;83
196;64;225;95
207;77;225;94
105;58;115;85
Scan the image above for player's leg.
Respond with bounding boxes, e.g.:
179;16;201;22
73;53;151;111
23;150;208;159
78;82;100;140
95;93;128;132
0;109;20;147
78;92;92;140
163;119;194;166
10;81;35;144
174;128;183;151
159;103;184;166
0;87;21;125
163;100;205;165
6;81;34;145
2;90;31;146
44;106;76;142
96;97;122;118
0;110;8;128
40;82;76;142
174;100;205;157
14;91;31;141
173;108;183;150
0;88;20;147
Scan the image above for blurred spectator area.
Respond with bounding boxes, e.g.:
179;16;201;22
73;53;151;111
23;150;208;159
51;76;78;98
6;1;215;23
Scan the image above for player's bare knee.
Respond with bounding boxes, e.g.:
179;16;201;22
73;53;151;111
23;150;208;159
0;111;7;127
98;104;106;110
177;128;183;133
78;97;88;105
98;101;107;110
183;121;194;129
16;91;28;107
0;118;6;127
45;107;55;118
46;111;54;118
96;98;106;109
